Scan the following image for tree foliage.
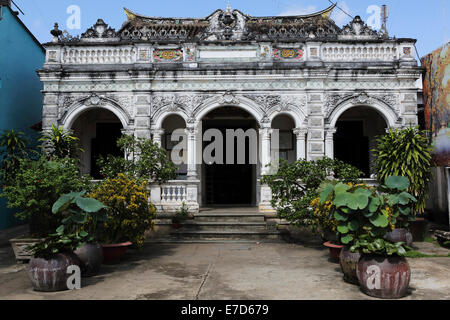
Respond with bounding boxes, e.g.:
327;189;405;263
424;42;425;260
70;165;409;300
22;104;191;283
97;135;177;183
261;157;362;230
372;127;433;214
0;129;29;186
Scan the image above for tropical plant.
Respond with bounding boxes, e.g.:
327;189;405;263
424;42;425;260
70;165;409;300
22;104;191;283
350;237;408;257
261;157;362;230
88;174;156;248
40;124;83;160
0;129;29;186
320;176;417;246
172;202;189;224
97;135;177;183
28;233;84;259
52;191;108;244
0;157;91;236
372;127;432;214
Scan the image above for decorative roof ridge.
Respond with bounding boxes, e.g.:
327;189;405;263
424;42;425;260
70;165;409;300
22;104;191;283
123;3;336;22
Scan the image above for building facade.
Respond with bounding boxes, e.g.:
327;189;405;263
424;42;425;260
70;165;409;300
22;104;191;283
39;5;422;214
0;0;45;229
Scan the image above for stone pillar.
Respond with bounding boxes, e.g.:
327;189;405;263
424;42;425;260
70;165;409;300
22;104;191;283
185;126;198;180
152;128;165;147
293;128;308;160
259;127;272;175
325;128;337;159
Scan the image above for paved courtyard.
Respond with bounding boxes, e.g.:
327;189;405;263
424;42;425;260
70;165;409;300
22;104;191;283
1;236;449;300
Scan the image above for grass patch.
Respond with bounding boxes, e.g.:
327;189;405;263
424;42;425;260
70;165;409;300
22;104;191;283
404;250;450;259
423;236;437;244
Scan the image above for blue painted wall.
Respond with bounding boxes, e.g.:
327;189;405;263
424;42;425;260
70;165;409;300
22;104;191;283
0;6;45;230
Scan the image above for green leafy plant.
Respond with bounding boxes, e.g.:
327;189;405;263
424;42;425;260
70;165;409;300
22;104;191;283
172;202;189;224
28;233;84;260
350;237;409;257
97;135;177;183
52;191;108;243
0;129;29;186
0;157;91;236
261;157;362;230
88;174;156;248
40;124;83;160
320;176;417;246
373;127;432;214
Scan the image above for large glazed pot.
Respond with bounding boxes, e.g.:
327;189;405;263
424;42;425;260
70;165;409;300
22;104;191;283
385;228;413;246
339;246;361;285
102;242;132;264
357;255;411;299
28;252;80;292
74;243;103;277
323;241;343;263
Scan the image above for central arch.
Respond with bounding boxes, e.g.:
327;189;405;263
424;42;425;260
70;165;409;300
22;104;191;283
200;106;260;207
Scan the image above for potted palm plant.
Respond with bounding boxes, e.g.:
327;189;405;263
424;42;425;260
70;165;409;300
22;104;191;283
373;127;433;242
52;191;107;277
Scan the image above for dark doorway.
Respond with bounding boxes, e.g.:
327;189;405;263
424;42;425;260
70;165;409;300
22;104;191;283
334;121;370;177
203;108;257;206
91;123;123;179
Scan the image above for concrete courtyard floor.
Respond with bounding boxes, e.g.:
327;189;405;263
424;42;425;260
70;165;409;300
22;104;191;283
1;237;450;300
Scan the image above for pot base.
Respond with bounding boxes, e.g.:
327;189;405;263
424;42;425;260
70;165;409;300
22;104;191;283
102;242;132;264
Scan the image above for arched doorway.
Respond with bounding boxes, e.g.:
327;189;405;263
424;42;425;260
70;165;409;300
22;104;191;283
161;114;187;180
201;106;259;206
71;109;123;178
334;106;387;177
271;114;296;163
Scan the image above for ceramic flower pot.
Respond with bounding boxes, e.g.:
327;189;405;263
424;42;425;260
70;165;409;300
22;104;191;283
385;228;413;246
357;255;411;299
102;242;132;264
28;252;80;292
339;246;361;285
74;243;103;277
323;241;343;263
9;238;43;262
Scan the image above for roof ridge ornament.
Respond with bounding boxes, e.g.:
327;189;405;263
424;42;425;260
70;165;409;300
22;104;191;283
339;15;382;40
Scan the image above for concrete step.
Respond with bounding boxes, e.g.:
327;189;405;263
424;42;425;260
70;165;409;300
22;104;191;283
176;221;272;232
171;230;284;241
194;213;265;222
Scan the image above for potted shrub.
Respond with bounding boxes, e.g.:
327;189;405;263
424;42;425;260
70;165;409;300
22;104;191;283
89;174;156;264
373;127;433;242
261;157;362;242
319;176;417;288
172;202;189;229
352;238;411;299
2;157;90;261
52;191;107;277
27;232;83;292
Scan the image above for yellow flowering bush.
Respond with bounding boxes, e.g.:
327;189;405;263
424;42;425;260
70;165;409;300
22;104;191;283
89;174;156;248
310;197;337;236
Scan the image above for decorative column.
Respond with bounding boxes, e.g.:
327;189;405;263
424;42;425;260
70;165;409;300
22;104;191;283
325;128;337;159
185;126;198;180
293;128;308;160
152;128;165;147
259;127;272;175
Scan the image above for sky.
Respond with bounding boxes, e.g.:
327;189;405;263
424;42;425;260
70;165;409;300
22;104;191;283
11;0;449;61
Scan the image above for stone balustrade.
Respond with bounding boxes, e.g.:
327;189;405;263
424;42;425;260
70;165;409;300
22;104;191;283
149;180;200;214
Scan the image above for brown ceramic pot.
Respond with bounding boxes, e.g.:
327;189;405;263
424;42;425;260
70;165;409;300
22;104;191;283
102;242;132;264
339;246;361;285
385;228;413;246
357;255;411;299
323;241;343;263
28;252;80;292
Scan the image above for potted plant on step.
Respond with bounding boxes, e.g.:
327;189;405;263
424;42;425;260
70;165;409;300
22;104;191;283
89;174;156;264
52;191;107;277
172;202;189;229
373;127;432;242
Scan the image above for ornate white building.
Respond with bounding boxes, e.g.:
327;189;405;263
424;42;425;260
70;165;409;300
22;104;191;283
39;5;421;214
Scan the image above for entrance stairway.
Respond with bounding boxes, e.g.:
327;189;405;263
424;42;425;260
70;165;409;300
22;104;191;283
155;208;286;243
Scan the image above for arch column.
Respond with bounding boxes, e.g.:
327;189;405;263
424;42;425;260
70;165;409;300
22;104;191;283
185;126;199;180
152;128;165;147
293;128;308;160
259;127;272;175
325;128;337;159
